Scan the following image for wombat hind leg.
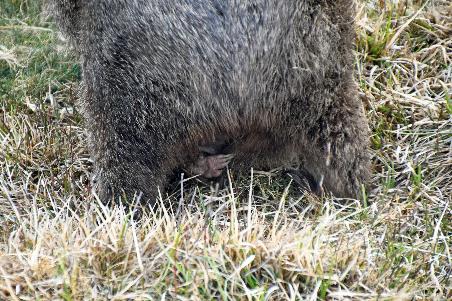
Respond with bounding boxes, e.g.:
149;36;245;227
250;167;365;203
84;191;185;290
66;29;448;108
189;153;234;178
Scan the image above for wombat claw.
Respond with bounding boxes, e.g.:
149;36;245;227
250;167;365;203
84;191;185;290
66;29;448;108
285;168;324;196
191;154;234;178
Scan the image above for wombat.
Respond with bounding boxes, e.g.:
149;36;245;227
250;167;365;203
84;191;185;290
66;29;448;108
48;0;371;204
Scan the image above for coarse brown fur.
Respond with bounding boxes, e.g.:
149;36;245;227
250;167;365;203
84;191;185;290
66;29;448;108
47;0;371;204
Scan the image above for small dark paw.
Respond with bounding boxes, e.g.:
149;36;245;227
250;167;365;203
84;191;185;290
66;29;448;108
285;168;323;196
190;153;234;178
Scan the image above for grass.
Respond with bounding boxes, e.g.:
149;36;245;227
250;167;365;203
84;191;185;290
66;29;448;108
1;0;451;300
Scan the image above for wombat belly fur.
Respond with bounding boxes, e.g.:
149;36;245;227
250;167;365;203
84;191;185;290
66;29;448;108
49;0;371;203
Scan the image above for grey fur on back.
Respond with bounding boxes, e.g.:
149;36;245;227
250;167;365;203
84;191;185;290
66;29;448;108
48;0;371;203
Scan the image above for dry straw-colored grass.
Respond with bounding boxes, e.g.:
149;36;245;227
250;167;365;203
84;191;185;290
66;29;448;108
0;0;451;300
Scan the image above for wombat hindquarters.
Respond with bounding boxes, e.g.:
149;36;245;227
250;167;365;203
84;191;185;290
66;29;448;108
49;0;371;203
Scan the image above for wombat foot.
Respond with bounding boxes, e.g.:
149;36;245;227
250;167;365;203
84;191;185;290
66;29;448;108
285;168;323;196
190;154;234;178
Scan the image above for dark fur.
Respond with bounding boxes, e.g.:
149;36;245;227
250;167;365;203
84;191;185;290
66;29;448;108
48;0;371;203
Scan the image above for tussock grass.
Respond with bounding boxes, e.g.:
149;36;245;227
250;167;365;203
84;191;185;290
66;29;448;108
1;0;451;299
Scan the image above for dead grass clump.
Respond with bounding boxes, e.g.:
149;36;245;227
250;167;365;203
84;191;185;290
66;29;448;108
1;194;407;300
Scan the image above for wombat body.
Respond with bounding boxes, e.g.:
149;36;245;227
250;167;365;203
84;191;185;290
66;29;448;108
49;0;371;203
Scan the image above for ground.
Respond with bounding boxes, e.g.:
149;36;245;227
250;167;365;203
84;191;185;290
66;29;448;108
0;0;451;300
